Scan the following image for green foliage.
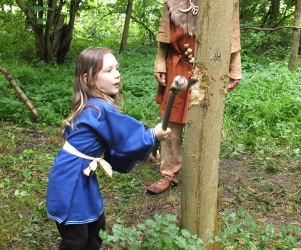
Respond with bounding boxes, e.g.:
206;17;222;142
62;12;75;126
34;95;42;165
238;0;295;63
0;8;36;60
99;210;301;249
0;60;74;126
117;46;160;125
107;172;143;199
219;207;301;249
223;60;301;153
100;214;206;249
71;0;163;51
0;0;297;64
0;125;60;249
241;29;291;63
240;0;295;28
0;46;160;127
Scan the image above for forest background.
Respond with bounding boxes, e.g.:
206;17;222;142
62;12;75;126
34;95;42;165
0;0;301;249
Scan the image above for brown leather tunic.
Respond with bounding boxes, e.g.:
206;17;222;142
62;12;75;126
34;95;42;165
155;22;195;124
154;0;241;124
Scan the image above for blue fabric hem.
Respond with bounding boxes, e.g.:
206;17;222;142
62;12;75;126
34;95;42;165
47;209;104;225
47;212;63;224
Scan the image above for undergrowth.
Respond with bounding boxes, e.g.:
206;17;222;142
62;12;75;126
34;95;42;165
0;122;300;249
222;60;301;155
99;210;301;249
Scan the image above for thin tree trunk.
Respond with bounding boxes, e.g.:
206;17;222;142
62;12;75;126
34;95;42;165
0;66;39;121
181;0;234;248
288;0;301;71
262;0;280;27
119;0;133;53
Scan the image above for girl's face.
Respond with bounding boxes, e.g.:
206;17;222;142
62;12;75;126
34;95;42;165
95;53;120;96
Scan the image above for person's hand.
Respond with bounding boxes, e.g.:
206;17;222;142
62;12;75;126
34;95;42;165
149;150;160;163
226;78;240;92
138;150;160;165
154;72;167;87
154;123;171;141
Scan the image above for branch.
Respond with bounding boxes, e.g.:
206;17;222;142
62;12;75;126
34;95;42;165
242;25;301;31
15;0;40;32
130;15;156;40
98;10;156;41
0;66;39;121
274;12;294;27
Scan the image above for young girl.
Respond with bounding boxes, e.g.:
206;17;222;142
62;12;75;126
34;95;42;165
46;47;170;250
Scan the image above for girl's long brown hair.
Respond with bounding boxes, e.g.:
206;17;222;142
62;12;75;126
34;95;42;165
62;47;122;134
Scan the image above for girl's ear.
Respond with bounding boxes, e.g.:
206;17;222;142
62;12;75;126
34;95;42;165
83;73;88;84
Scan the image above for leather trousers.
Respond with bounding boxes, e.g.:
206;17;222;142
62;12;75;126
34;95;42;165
160;121;184;184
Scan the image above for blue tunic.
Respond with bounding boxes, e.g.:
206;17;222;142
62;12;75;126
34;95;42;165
46;98;156;225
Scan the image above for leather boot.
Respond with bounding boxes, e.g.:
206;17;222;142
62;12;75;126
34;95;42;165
146;176;175;194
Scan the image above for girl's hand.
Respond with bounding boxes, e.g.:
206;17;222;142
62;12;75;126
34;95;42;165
154;123;171;141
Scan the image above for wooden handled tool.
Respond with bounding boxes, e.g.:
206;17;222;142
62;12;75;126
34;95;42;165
152;75;198;157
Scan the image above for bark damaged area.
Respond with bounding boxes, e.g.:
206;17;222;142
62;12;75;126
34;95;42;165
189;63;210;107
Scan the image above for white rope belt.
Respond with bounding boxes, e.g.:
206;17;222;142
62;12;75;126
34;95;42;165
63;141;112;177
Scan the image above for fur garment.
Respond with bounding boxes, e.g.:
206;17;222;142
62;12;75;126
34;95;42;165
165;0;198;36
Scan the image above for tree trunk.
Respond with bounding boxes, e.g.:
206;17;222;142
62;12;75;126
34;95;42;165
15;0;81;64
271;0;280;22
181;0;233;248
288;0;301;71
119;0;133;53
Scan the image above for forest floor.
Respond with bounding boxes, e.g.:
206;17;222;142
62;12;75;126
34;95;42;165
0;123;301;249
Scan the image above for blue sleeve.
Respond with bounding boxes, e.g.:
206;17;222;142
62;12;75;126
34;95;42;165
99;110;156;160
104;149;137;173
83;99;157;172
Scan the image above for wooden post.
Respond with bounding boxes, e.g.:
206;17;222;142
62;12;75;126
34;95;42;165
181;0;234;248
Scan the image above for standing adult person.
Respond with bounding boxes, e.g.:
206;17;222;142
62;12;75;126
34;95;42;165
147;0;242;194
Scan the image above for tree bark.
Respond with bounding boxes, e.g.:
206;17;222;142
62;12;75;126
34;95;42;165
288;0;301;71
119;0;133;53
0;66;39;121
262;0;280;27
181;0;233;248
